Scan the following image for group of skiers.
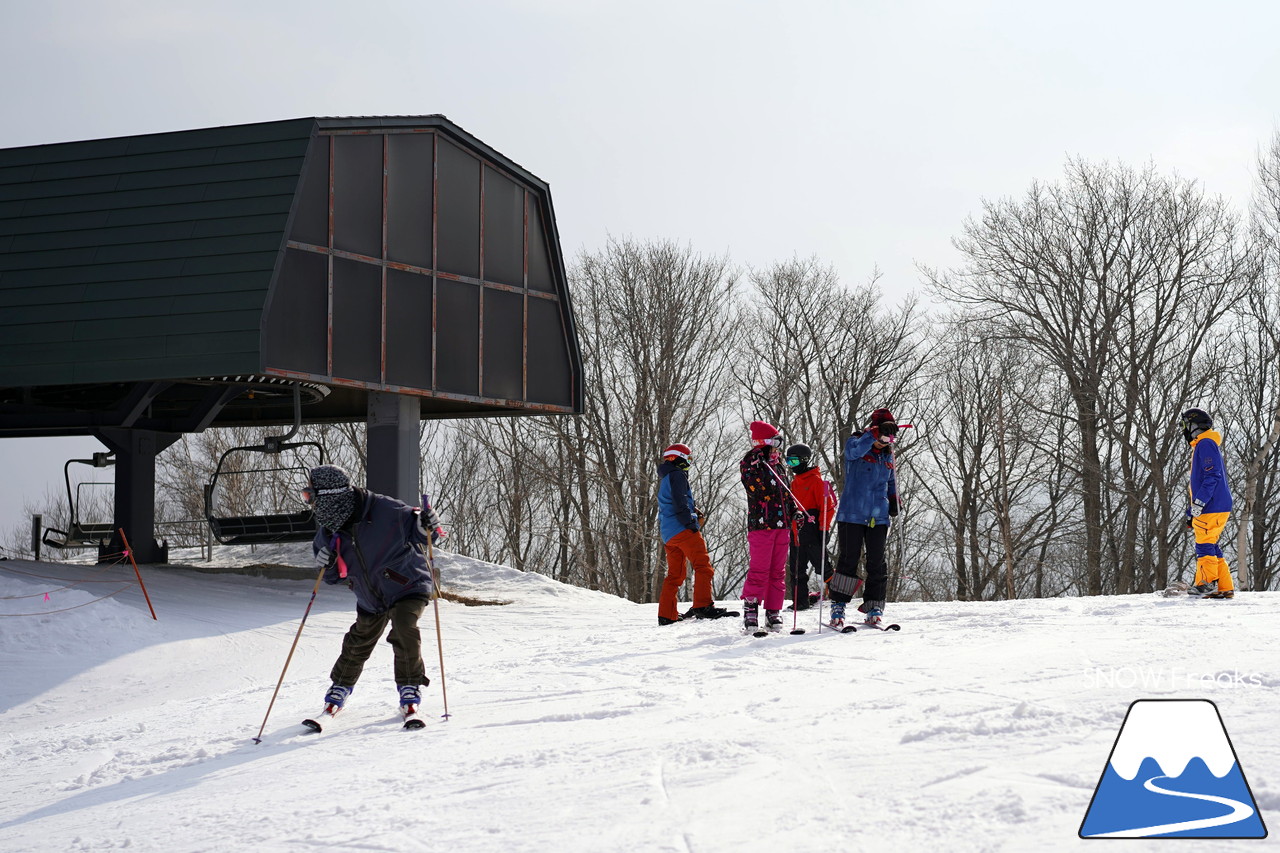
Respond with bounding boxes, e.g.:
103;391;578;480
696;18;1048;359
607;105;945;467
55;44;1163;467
290;404;1234;724
656;405;1239;633
657;409;902;632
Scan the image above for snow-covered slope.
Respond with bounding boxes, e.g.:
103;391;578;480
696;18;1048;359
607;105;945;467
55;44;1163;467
1;551;1277;852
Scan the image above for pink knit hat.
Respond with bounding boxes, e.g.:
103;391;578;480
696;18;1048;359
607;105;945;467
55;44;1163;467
749;420;780;445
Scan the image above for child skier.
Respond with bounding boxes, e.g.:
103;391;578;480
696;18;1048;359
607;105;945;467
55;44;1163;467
656;443;733;624
740;421;797;632
783;443;836;611
828;408;900;629
305;465;439;728
1181;408;1235;599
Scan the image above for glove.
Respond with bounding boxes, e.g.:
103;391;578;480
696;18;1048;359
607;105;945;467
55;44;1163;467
315;545;334;567
1190;499;1205;517
1185;517;1193;531
888;495;900;517
793;509;808;524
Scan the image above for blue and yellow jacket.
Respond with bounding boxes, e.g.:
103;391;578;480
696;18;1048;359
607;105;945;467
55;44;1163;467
1187;429;1232;516
836;431;898;526
658;460;700;543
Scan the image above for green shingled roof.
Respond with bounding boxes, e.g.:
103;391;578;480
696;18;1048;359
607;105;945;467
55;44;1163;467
0;118;317;386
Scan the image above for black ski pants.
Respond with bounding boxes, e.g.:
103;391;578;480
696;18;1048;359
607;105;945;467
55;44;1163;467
330;596;429;688
830;521;888;604
788;522;833;609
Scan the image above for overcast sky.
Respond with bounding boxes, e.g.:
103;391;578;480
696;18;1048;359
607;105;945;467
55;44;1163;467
2;0;1278;539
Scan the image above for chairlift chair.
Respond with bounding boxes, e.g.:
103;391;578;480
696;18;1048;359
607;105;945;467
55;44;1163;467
203;385;326;545
41;452;117;549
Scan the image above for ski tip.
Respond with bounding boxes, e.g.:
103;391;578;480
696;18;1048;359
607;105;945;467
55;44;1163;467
752;630;770;638
841;625;858;633
300;719;323;733
404;719;427;730
886;623;901;631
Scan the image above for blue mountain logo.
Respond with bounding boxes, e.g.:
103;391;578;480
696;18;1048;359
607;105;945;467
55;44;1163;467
1080;699;1267;838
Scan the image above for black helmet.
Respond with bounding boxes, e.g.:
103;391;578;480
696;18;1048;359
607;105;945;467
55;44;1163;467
1180;408;1212;444
783;443;812;469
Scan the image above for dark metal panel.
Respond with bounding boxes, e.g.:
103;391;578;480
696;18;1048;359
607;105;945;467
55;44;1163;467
332;135;382;258
165;330;260;356
436;278;479;395
31;147;216;181
483;166;523;287
385;268;432;389
3;290;266;324
331;257;382;383
290;138;330;246
482;288;523;400
113;157;308;192
72;310;263;341
527;198;554;292
386;133;433;268
436;139;480;279
0;234;281;270
178;251;281;276
263;249;328;376
526;295;572;406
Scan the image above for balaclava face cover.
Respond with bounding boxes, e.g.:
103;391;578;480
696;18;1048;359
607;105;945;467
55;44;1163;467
309;465;356;532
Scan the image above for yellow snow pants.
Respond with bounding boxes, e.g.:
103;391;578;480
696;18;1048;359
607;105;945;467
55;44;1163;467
1192;511;1234;593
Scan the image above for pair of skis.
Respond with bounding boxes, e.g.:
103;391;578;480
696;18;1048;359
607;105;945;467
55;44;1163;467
746;622;805;638
301;705;426;733
825;619;902;633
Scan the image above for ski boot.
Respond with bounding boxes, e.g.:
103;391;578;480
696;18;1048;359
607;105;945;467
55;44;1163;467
765;610;784;632
399;684;426;730
742;599;760;633
826;600;846;631
860;599;886;628
684;604;737;620
303;684;352;732
658;614;683;626
324;683;353;711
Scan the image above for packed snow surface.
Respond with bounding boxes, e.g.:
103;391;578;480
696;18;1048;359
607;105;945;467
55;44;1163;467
2;548;1277;852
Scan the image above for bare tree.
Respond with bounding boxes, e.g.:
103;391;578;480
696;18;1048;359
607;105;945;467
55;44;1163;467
930;159;1248;594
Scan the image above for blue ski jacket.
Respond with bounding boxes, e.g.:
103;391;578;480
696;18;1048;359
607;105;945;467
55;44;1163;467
314;489;434;614
1187;430;1232;515
835;431;898;527
658;460;700;543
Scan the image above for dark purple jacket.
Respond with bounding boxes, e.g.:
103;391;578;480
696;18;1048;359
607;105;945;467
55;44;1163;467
314;489;434;614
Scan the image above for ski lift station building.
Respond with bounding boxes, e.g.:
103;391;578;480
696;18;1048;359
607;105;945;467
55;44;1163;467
0;116;584;563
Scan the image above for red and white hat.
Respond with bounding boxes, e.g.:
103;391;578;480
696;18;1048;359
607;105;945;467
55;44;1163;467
749;420;780;446
662;443;692;460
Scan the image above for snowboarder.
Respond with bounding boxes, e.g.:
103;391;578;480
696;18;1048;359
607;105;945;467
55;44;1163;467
305;464;440;724
740;421;797;632
783;443;836;611
1181;408;1235;599
828;408;900;629
656;443;732;624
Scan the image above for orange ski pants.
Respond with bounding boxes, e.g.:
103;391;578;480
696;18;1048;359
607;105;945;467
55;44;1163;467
659;529;715;621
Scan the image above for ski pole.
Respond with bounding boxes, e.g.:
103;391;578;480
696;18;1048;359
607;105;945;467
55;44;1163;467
755;456;808;634
420;537;451;721
253;563;327;743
